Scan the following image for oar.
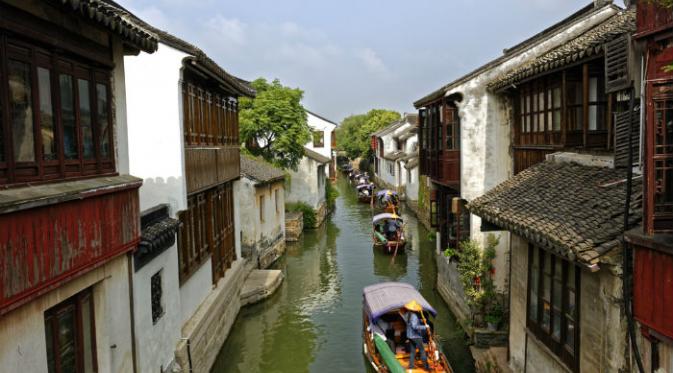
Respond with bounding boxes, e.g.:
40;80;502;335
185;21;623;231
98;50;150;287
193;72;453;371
419;311;441;372
390;230;401;264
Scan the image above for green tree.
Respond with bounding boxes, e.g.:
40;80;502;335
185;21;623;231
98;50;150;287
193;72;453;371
239;78;311;170
335;109;400;159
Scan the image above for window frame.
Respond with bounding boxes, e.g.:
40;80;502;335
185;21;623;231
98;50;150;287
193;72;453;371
0;34;115;186
259;194;265;223
44;288;98;373
181;74;238;148
177;183;237;284
312;130;324;148
526;245;580;372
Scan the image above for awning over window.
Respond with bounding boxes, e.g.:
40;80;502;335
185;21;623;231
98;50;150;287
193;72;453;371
469;160;642;265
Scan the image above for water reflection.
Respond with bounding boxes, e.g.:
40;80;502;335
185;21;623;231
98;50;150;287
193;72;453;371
211;177;474;373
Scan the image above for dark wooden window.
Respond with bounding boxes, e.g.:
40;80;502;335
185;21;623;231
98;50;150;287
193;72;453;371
527;246;579;371
151;271;164;324
513;62;612;173
177;183;236;284
653;91;673;213
313;130;324;148
44;289;97;373
0;35;114;186
444;104;460;150
259;195;265;223
181;81;238;147
448;197;470;248
330;130;336;148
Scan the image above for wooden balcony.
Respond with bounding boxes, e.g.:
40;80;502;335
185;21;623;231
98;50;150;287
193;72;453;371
185;145;240;194
635;2;673;39
421;149;460;188
0;176;141;315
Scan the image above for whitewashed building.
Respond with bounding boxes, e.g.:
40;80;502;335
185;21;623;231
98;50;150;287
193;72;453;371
413;0;623;344
286;147;331;228
371;113;419;200
0;2;157;373
305;110;338;180
237;155;286;270
124;17;254;373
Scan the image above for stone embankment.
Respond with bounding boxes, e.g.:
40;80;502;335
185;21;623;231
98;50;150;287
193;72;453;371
240;270;284;306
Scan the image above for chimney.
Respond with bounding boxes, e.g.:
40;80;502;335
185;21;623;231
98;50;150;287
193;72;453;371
594;0;613;8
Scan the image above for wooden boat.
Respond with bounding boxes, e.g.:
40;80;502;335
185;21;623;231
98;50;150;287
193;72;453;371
375;190;400;214
372;213;406;254
362;282;453;373
357;183;375;203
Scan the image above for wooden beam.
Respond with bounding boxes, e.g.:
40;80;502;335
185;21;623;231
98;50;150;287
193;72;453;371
582;63;589;147
562;70;567;145
607;93;613;149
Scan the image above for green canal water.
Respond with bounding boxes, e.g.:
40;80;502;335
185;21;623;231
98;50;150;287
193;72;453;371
211;178;475;373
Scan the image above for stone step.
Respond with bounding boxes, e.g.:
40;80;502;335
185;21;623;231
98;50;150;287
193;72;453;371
240;269;284;306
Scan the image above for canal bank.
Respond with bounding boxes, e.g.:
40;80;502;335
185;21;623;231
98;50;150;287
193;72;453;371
212;178;474;372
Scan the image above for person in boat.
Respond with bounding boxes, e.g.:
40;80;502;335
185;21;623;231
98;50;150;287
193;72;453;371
400;300;430;370
385;218;400;241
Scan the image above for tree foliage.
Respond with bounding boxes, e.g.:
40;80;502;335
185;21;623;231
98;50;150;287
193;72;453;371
336;109;401;159
239;78;311;170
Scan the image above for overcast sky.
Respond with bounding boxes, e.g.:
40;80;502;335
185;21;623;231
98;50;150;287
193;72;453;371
123;0;601;123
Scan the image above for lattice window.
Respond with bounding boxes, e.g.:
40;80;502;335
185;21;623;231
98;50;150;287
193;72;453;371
151;271;164;324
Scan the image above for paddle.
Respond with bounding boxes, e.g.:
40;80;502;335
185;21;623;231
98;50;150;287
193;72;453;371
419;311;441;372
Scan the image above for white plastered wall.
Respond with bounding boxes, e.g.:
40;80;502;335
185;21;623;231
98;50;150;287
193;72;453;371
286;156;325;210
0;255;134;373
124;42;190;372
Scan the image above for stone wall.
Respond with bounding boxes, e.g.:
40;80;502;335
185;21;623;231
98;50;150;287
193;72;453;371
258;233;286;269
436;254;471;331
285;211;304;241
314;200;328;228
175;259;246;373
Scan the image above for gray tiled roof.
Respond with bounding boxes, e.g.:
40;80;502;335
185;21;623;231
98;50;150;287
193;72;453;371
468;161;642;265
404;157;419;170
304;147;331;164
240;156;285;184
64;0;158;52
383;151;407;161
488;8;635;92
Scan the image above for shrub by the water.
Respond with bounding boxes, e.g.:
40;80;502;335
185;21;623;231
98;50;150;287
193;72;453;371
286;202;317;228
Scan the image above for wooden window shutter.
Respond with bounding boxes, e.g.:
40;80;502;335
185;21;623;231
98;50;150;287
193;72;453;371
605;35;631;94
614;106;640;168
430;189;438;227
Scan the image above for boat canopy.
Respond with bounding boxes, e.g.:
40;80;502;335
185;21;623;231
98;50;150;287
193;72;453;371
376;190;398;198
363;282;437;322
372;213;402;223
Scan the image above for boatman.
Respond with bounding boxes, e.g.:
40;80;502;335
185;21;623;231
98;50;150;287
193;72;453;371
400;300;430;370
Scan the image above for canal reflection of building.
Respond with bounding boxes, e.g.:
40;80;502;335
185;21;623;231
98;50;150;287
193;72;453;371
212;218;340;372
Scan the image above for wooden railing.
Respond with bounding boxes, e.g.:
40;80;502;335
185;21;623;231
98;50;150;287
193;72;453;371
0;181;140;315
185;145;240;194
636;2;673;39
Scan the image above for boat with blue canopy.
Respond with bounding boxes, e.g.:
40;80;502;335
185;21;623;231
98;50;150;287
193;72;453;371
372;213;406;254
357;183;375;203
362;282;453;373
375;190;400;214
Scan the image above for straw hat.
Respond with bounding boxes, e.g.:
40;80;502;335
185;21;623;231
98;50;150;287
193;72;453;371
403;300;423;312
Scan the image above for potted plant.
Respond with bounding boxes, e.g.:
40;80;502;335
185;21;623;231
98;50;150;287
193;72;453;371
443;247;458;262
484;301;504;331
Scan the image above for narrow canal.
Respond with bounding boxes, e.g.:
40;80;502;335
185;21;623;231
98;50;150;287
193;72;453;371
212;178;475;373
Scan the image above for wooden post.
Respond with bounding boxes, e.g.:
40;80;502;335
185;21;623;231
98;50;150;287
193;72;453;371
582;63;589;147
562;70;567;145
607;93;613;149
